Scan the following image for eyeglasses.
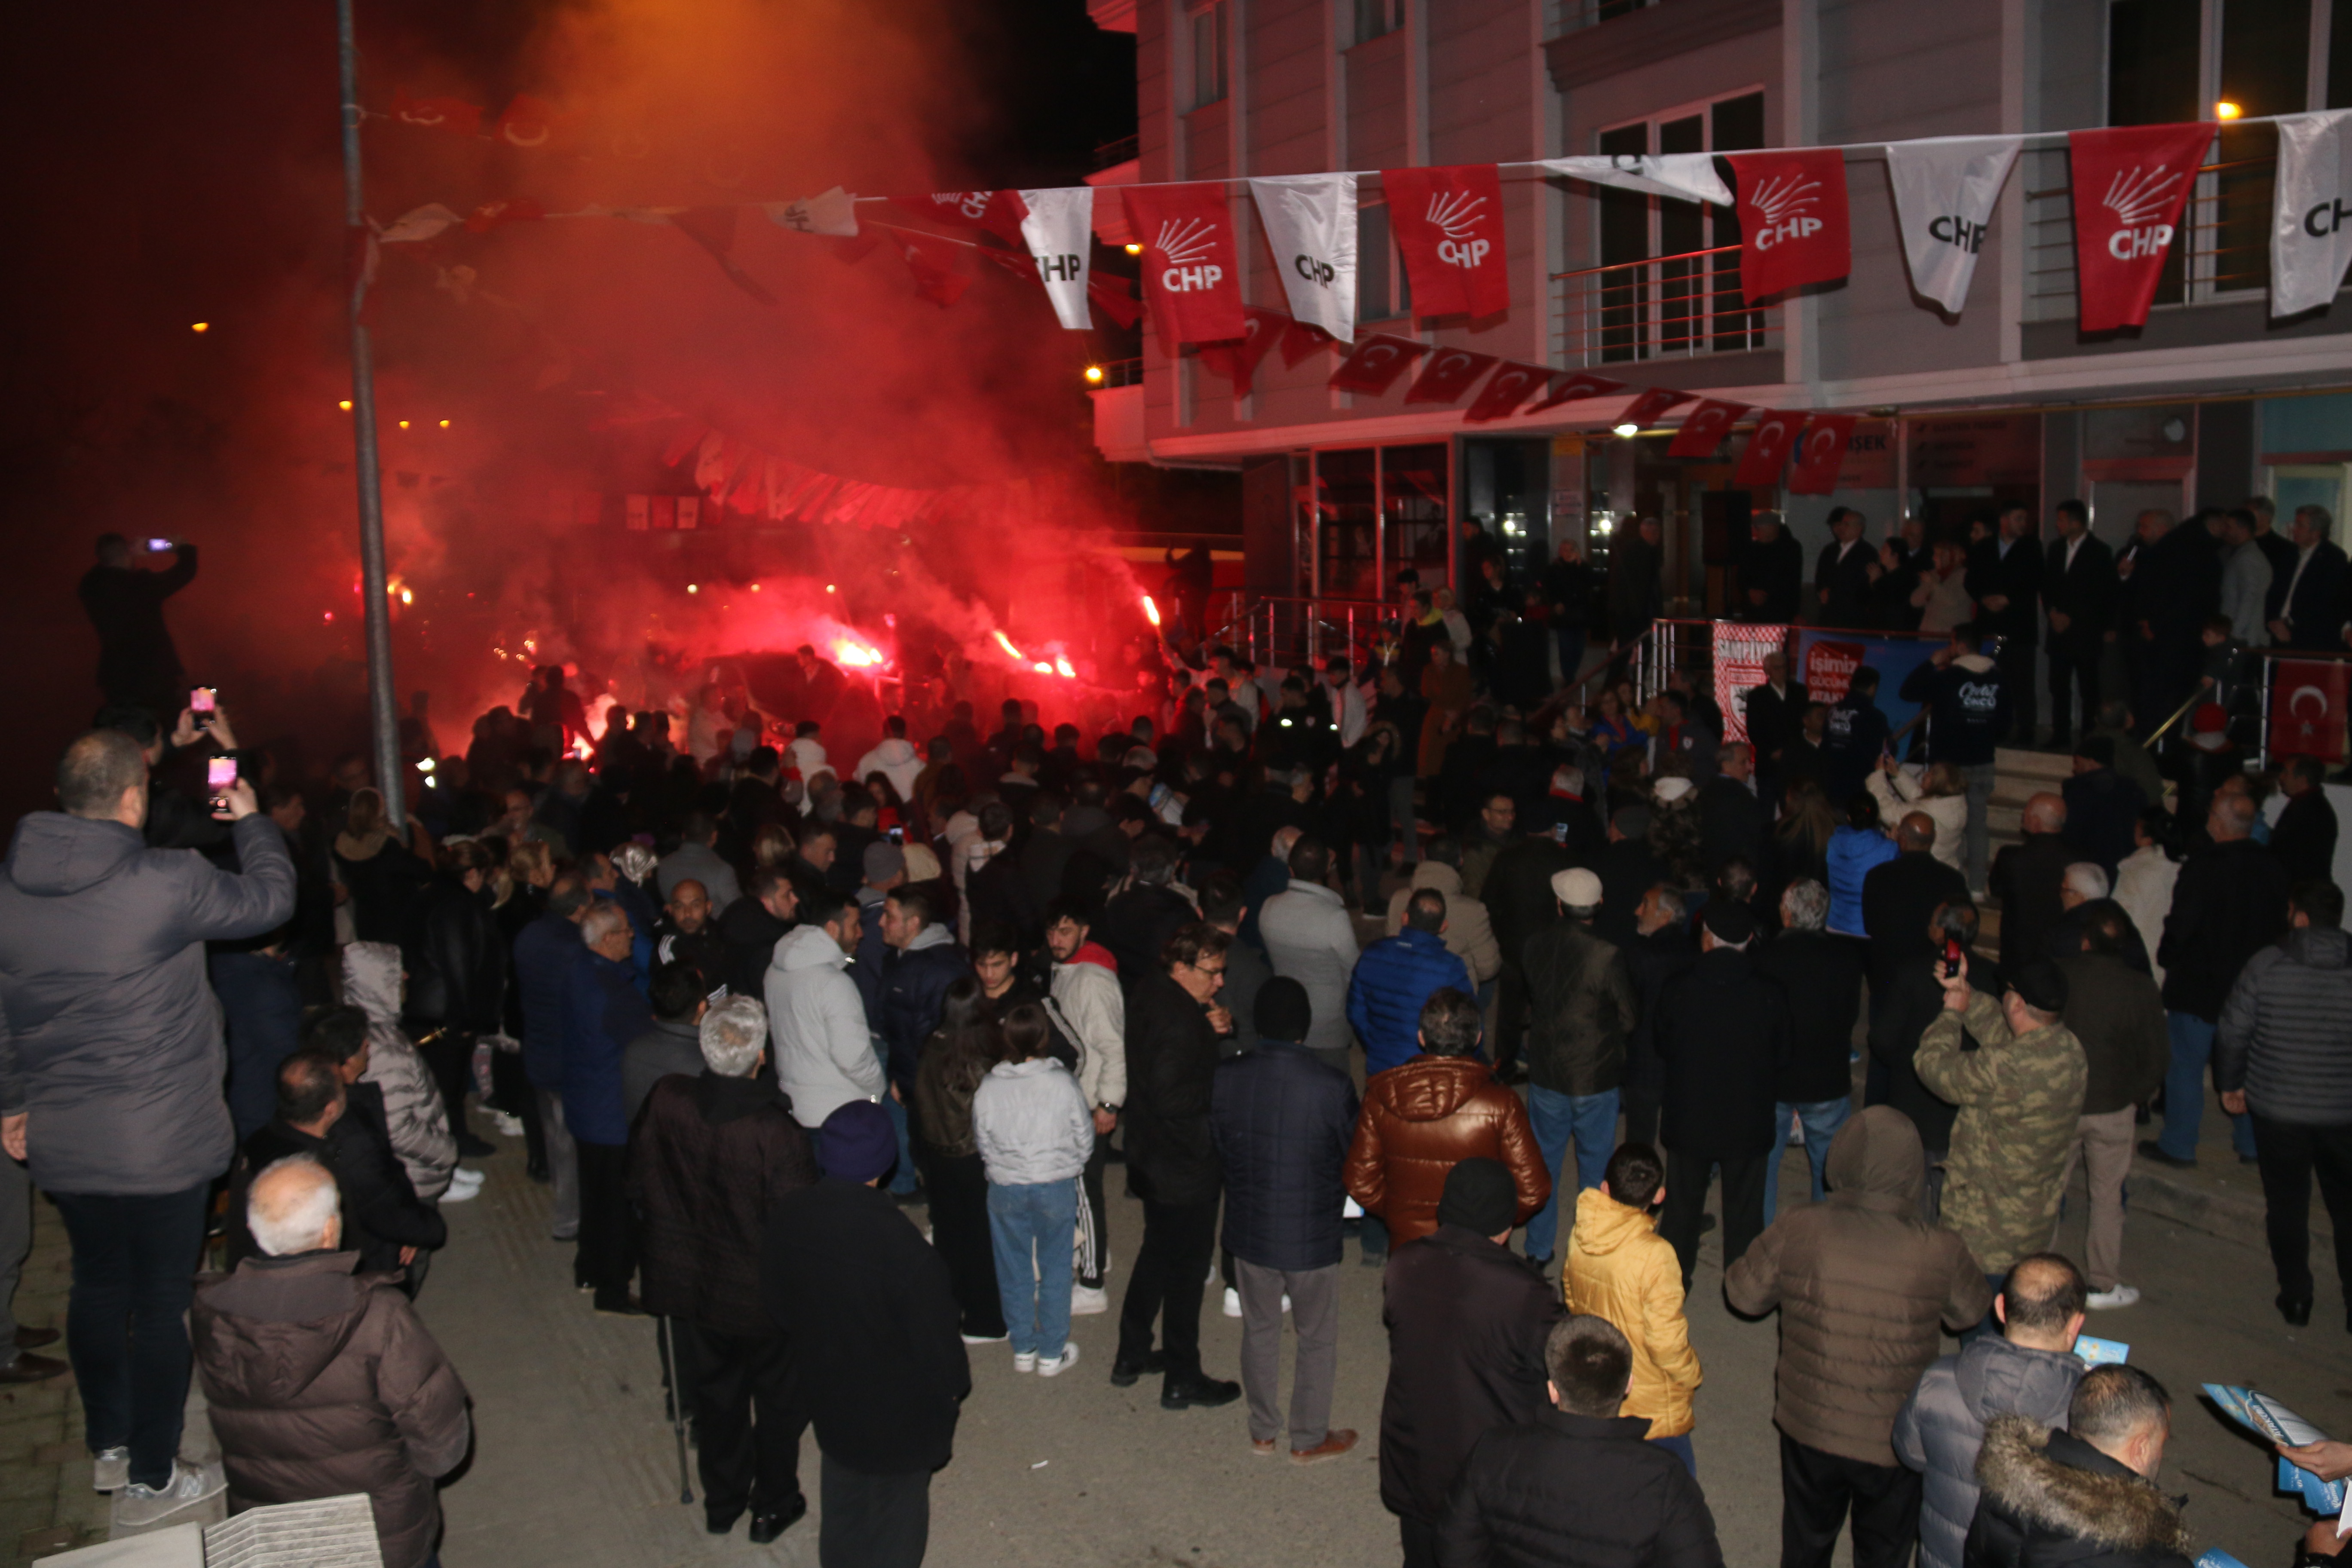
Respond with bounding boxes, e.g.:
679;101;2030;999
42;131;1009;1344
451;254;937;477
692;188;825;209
1189;962;1227;977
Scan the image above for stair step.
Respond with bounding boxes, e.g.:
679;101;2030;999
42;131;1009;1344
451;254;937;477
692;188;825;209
1995;747;2076;779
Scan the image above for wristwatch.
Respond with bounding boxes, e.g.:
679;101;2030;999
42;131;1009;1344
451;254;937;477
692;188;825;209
1096;1102;1121;1115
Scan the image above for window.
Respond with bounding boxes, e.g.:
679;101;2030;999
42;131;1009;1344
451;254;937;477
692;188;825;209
1355;204;1412;323
1590;90;1764;360
1354;0;1401;43
1191;3;1230;109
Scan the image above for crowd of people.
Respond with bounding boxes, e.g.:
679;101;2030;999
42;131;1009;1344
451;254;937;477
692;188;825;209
7;503;2352;1568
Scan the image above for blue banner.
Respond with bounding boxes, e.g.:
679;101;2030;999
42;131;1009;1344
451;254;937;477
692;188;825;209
1795;629;1949;756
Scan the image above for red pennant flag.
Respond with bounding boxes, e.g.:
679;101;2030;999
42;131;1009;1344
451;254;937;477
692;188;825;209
1197;307;1289;395
1726;150;1851;299
1327;334;1429;396
1523;370;1629;415
493;95;580;152
1733;410;1808;487
463;197;545;233
1381;165;1511;319
2067;123;2214;333
1617;387;1695;429
976;247;1038;280
1085;274;1142;329
1279;315;1335;367
1786;414;1859;496
1404;347;1499;405
889;191;1031;248
893;230;971;307
1666;398;1751;459
1122;184;1246;352
389;89;485;138
1462;361;1553;423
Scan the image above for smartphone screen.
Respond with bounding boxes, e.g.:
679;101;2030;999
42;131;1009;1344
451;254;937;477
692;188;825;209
190;687;217;728
888;827;903;845
206;756;238;811
145;538;175;553
1942;937;1963;979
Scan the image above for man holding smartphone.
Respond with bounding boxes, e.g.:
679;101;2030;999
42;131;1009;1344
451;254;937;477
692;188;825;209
77;535;197;713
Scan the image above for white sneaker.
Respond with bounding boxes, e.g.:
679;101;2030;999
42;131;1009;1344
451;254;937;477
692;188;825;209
116;1461;226;1527
2086;1284;2141;1310
1222;1286;1242;1319
441;1173;483;1204
1281;1294;1292;1314
960;1330;1008;1345
1036;1343;1082;1378
92;1447;129;1493
1013;1350;1038;1373
492;1112;525;1137
1070;1284;1109;1316
447;1167;484;1190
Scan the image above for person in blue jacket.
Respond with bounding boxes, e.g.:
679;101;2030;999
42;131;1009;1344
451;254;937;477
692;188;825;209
1826;793;1900;938
1347;890;1472;1077
564;901;653;1314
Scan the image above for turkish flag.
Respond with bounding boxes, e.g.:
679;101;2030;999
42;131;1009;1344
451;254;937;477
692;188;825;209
2068;123;2214;332
894;231;971;307
1786;414;1859;495
390;89;485;138
1617;387;1694;429
1381;165;1511;319
1327;334;1429;396
1280;315;1336;367
1197;306;1289;394
1667;398;1750;458
890;191;1030;248
1523;370;1629;415
1122;184;1247;352
1733;410;1807;487
1726;149;1852;299
2271;659;2349;760
493;95;580;152
1404;347;1500;405
1086;274;1142;329
1463;361;1552;423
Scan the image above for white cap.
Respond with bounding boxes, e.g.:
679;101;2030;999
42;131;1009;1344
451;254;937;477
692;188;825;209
1552;868;1604;908
1653;776;1694;803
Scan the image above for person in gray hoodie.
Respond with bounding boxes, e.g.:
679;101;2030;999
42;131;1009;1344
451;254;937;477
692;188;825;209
766;891;885;1154
0;729;293;1510
972;1003;1094;1377
1893;1253;2088;1568
340;941;458;1204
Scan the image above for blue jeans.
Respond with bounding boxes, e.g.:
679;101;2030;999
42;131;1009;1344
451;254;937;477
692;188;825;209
1650;1433;1696;1476
1525;1086;1620;1261
882;1090;919;1195
52;1185;211;1489
2159;1011;2257;1161
989;1178;1079;1359
1764;1097;1851;1226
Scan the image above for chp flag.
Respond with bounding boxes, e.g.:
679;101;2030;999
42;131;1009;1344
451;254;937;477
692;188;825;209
1787;414;1860;496
2067;122;2214;332
1726;149;1852;298
2272;111;2352;317
2271;658;2350;761
1540;153;1733;206
1667;399;1750;459
1123;183;1247;352
1381;164;1511;319
1249;174;1359;342
1016;187;1096;329
1884;135;2021;314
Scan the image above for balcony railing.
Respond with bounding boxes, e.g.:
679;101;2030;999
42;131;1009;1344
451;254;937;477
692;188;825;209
1091;134;1139;172
1552;243;1782;367
2024;138;2277;323
1553;0;1654;28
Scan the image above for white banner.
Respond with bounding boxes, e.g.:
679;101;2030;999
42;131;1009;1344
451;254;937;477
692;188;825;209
1539;154;1731;206
1016;187;1096;329
1248;173;1359;343
2275;111;2352;317
765;186;860;238
1884;135;2020;314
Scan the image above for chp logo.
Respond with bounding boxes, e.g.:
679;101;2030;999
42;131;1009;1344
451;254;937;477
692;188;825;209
2099;165;2183;260
1282;186;1340;288
1929;213;1988;253
1153;217;1225;292
1427;189;1492;269
2305;196;2352;237
1748;172;1825;250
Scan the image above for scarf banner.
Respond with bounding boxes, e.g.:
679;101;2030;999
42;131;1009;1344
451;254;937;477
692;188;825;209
1726;150;1851;299
1122;183;1247;352
1786;414;1859;495
1617;387;1694;429
1666;398;1750;458
1016;187;1095;329
1523;370;1629;415
1733;410;1807;487
2273;111;2352;317
1381;164;1511;319
1539;154;1732;206
2068;122;2214;332
1250;174;1360;342
1327;334;1428;396
1884;135;2021;314
1462;361;1553;423
891;190;1029;247
1403;347;1499;405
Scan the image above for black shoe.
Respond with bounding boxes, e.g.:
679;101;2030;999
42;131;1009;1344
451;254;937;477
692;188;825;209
705;1506;742;1536
2137;1139;2196;1170
455;1131;497;1158
1109;1350;1167;1387
1161;1372;1242;1411
2281;1294;2314;1327
1525;1254;1553;1274
593;1294;648;1317
749;1495;808;1544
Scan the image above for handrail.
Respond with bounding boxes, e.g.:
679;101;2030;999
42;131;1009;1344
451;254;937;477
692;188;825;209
1550;243;1740;283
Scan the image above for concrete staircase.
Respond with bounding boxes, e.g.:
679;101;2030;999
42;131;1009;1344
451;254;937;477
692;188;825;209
1985;746;2075;871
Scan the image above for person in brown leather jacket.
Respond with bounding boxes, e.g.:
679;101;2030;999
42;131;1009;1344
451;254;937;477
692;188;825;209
1344;989;1549;1252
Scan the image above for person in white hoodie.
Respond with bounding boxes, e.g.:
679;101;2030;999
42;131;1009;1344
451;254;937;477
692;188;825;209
1046;900;1127;1311
972;1003;1095;1376
853;716;926;808
340;942;463;1203
765;890;886;1155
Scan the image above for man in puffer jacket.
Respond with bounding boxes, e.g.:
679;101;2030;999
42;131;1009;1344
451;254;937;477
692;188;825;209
766;891;885;1138
1349;890;1473;1076
1965;1366;2193;1568
1725;1107;1992;1568
1895;1254;2087;1568
340;942;458;1203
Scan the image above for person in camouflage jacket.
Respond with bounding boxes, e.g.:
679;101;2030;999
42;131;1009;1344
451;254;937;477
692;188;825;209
1914;957;2088;1276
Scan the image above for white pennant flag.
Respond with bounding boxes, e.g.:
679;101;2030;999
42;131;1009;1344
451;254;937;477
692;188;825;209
1249;173;1359;343
1017;187;1096;330
1884;135;2021;314
2274;111;2352;317
1539;154;1732;206
765;186;860;238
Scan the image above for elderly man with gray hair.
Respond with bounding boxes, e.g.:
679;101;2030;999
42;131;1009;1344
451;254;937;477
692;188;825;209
1755;879;1865;1225
630;993;821;1543
565;899;653;1315
193;1156;469;1568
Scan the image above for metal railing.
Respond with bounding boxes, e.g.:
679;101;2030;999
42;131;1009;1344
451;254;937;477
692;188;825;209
1091;134;1139;172
1090;357;1145;389
2023;139;2279;323
1552;244;1781;367
1211;594;1390;671
1553;0;1654;28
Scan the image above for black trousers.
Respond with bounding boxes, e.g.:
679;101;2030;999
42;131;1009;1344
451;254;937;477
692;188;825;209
1116;1195;1219;1377
1621;1086;1661;1149
574;1140;637;1309
1660;1149;1767;1289
674;1321;806;1518
1996;636;2037;740
916;1145;1003;1338
2252;1115;2352;1305
1400;1514;1440;1568
1779;1431;1922;1568
1079;1136;1110;1289
819;1455;930;1568
2046;643;2100;744
1493;962;1530;1075
418;1029;477;1139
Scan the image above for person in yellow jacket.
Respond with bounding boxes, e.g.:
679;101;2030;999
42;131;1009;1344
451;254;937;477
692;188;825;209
1563;1141;1703;1473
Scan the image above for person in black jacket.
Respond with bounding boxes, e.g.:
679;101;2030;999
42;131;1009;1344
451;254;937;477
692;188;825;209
1097;839;1197;995
1822;671;1892;812
1966;506;2043;745
1115;923;1242;1410
719;870;799;1001
1757;879;1866;1225
78;535;198;711
2266;504;2351;652
2128;510;2223;735
1436;1313;1723;1568
402;841;505;1158
1209;978;1360;1462
762;1100;967;1568
1964;1367;2192;1568
1595;808;1665;949
1620;884;1697;1146
1863;815;1969;995
1382;1159;1565;1568
1741;515;1805;623
2270;757;2338;885
2059;740;2147;885
1483;827;1577;1078
1697;745;1766;879
1865;900;1999;1215
1543;538;1595;689
1990;796;2073;977
1816;507;1878;628
1741;653;1810;815
2041;501;2116;753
